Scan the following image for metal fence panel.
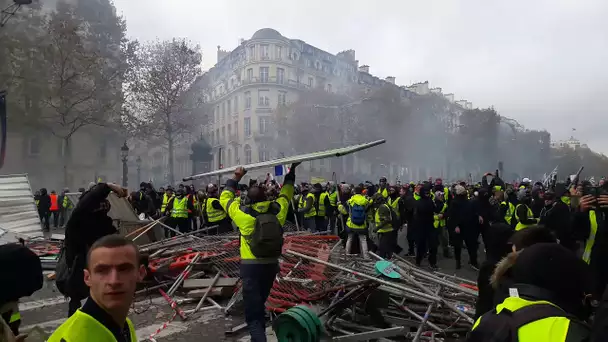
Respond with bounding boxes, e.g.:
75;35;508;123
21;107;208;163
0;174;42;241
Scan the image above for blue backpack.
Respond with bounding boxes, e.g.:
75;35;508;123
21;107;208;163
349;203;366;225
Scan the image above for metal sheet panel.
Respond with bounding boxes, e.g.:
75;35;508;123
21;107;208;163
183;139;386;181
0;174;43;241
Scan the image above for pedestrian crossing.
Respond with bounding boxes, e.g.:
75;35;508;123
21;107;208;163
18;293;224;341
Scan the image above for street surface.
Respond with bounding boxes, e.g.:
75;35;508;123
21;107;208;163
19;230;479;341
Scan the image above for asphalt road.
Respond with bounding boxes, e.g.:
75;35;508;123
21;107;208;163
19;228;481;342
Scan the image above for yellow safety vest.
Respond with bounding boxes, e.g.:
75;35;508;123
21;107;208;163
48;309;137;342
328;191;338;207
388;197;400;219
299;193;317;218
206;197;227;223
161;193;174;212
472;297;573;342
379;188;389;198
337;194;369;230
433;202;447;228
375;204;393;233
317;192;328;217
501;201;515;225
515;204;536;231
220;183;294;262
62;196;73;209
582;210;598;264
9;311;20;323
35;199;39;207
171;197;189;218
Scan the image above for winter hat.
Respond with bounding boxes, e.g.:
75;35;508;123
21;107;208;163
510;226;556;250
454;185;466;196
511;243;591;301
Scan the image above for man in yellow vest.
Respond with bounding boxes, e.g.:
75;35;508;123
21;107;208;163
468;243;592;342
514;190;538;231
372;193;395;258
220;163;298;342
160;186;174;215
327;182;339;234
298;185;317;232
314;183;330;233
165;188;193;236
49;235;144;342
338;185;371;258
204;183;232;234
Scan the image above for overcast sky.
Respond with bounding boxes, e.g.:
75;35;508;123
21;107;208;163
113;0;608;153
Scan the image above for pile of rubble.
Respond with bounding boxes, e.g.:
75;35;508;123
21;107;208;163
121;222;477;341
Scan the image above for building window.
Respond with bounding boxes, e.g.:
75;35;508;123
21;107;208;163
244;144;252;164
227;99;231;114
234;146;239;164
247;68;253;82
308;77;313;87
234;121;239;139
215;129;219;144
278;91;287;106
275;45;282;59
305;59;311;67
261;44;269;59
258;90;270;107
277;68;284;84
259;142;269;162
215;106;220;122
249;45;255;60
211;131;215;145
228;123;232;137
221;126;225;142
259;67;269;83
227;148;232;166
233;96;238;113
244;117;251;137
327;83;332;92
245;91;251;109
259;116;270;134
28;136;41;156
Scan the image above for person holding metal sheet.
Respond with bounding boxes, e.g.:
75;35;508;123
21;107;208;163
220;163;299;342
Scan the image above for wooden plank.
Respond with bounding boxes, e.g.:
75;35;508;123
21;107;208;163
182;277;239;289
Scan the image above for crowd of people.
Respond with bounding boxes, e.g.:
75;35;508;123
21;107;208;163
10;166;608;341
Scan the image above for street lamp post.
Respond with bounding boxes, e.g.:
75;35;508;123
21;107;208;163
136;156;142;186
120;141;129;187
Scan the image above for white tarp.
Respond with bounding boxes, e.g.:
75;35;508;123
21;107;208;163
0;174;45;242
183;139;386;181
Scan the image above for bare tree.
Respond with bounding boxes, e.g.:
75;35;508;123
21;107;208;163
124;38;202;184
37;2;128;185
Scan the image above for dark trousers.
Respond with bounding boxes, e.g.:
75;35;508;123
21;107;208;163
389;229;403;255
452;231;479;266
315;217;327;233
304;217;317;232
416;229;438;266
241;263;278;342
168;217;190;237
39;210;50;231
51;210;60;228
206;218;234;235
406;224;416;254
329;214;337;235
377;231;394;258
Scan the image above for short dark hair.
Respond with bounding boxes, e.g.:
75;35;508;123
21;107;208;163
87;235;140;268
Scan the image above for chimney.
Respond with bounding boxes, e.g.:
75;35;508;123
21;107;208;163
385;76;395;84
239;38;245;45
358;65;369;73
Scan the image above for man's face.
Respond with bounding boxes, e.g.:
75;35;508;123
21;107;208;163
84;246;145;312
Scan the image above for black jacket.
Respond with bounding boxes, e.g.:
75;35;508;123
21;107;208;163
447;195;479;234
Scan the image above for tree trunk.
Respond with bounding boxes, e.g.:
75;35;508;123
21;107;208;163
62;137;70;188
167;129;175;185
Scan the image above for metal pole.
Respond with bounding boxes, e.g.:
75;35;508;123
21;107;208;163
285;250;440;302
194;272;221;313
413;287;441;342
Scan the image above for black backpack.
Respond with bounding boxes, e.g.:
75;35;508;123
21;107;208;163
241;203;284;258
467;303;588;342
0;243;43;304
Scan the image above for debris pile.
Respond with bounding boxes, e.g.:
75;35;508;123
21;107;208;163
127;222;477;341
